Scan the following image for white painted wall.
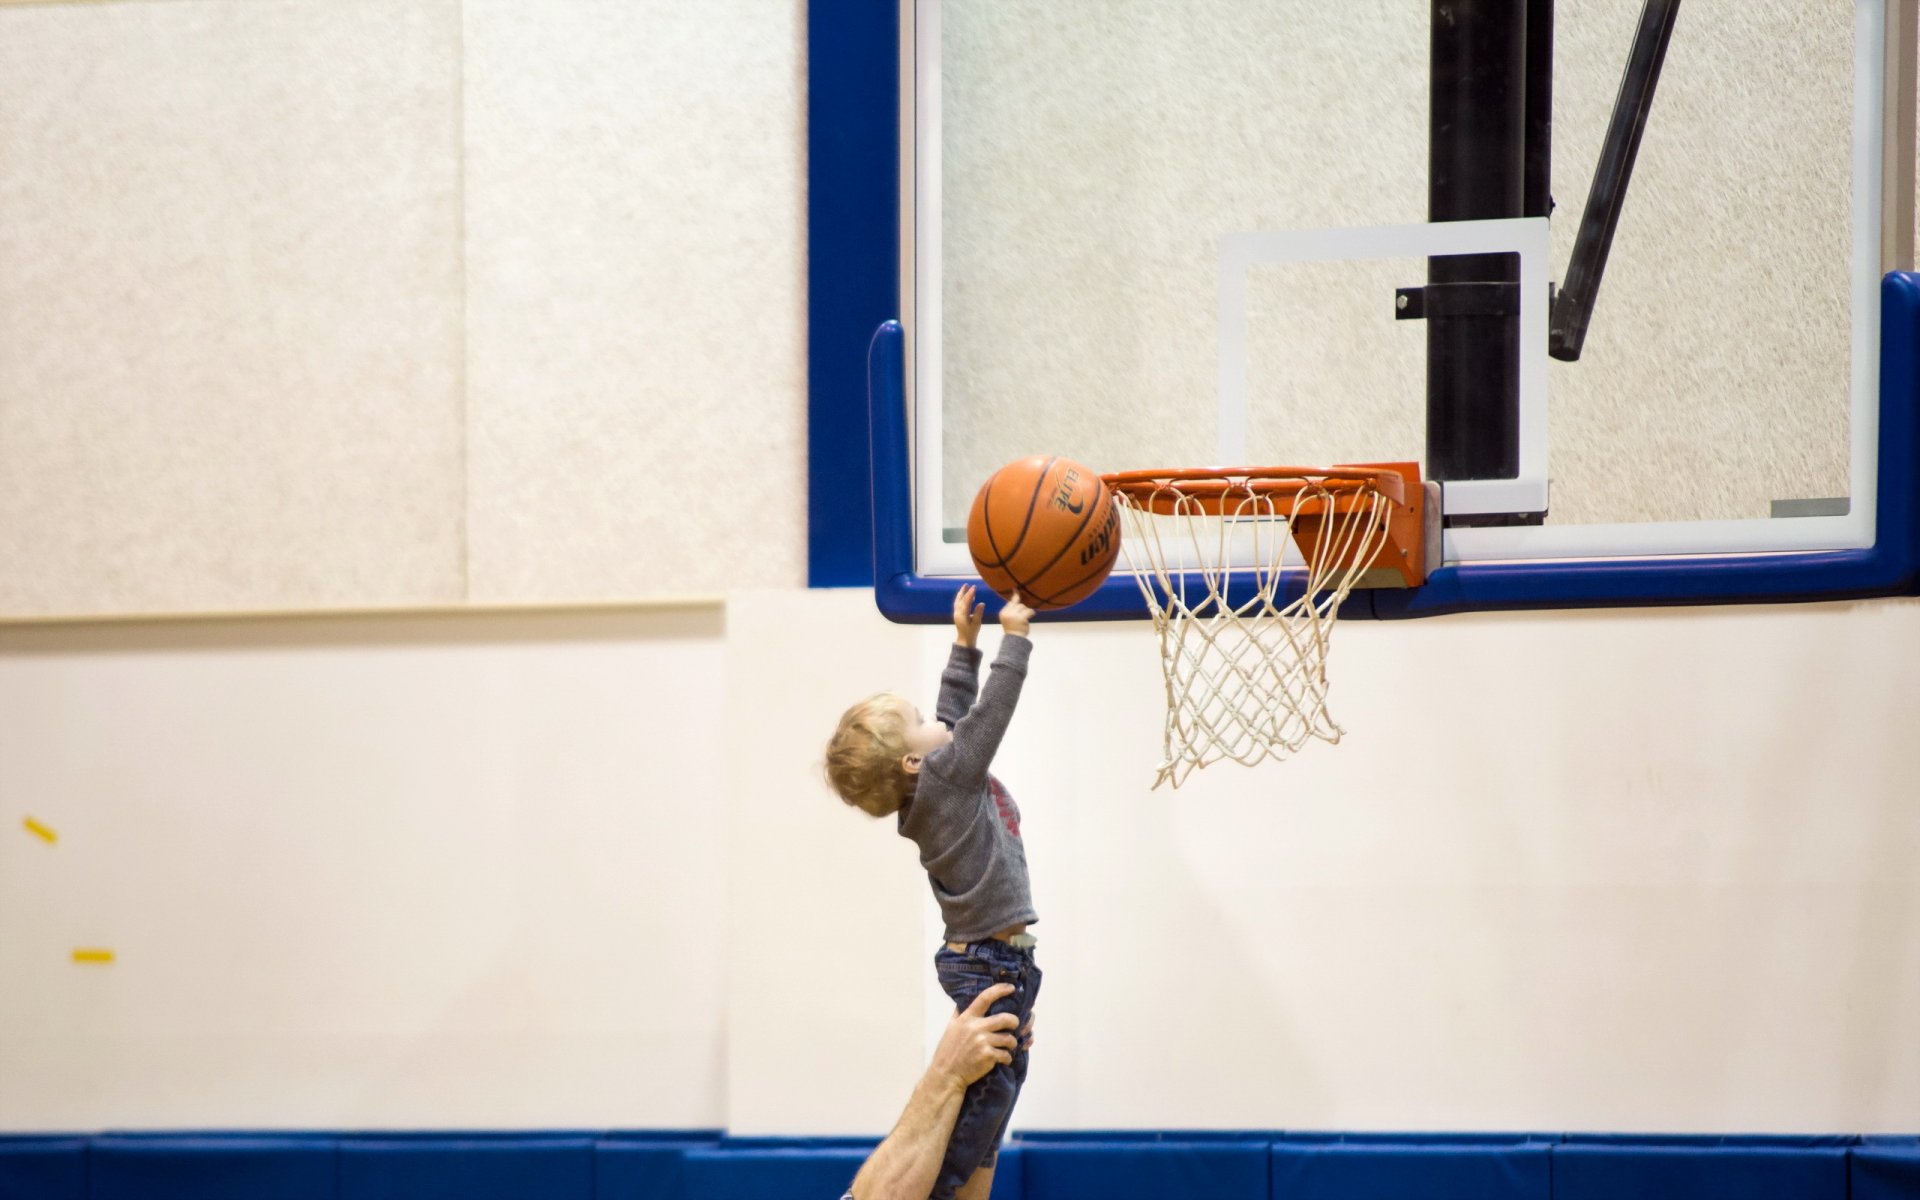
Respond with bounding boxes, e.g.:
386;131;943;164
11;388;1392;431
2;591;1917;1134
731;590;1920;1135
0;608;729;1130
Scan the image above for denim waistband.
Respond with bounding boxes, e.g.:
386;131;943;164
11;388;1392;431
946;932;1038;956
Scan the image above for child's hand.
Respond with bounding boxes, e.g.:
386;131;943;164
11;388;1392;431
953;583;985;648
999;593;1033;638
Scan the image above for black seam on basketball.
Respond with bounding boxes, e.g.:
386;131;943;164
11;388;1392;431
1033;564;1106;607
978;473;1008;568
1031;497;1119;606
1001;456;1055;566
1019;478;1105;585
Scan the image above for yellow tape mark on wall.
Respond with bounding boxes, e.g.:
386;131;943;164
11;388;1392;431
22;817;57;844
71;949;115;964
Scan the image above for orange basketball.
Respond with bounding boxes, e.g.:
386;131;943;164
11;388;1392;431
966;455;1121;611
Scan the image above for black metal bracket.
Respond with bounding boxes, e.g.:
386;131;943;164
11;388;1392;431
1548;0;1683;361
1395;282;1521;321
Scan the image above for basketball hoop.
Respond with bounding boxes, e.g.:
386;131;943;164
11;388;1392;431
1100;463;1431;789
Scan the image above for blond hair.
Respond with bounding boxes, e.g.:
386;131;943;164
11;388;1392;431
824;693;914;817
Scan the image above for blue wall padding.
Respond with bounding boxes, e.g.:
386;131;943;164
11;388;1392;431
1855;1141;1920;1200
1559;1133;1857;1147
1275;1132;1554;1146
681;1145;868;1199
0;1136;87;1200
2;1131;1917;1200
1019;1130;1289;1142
88;1136;336;1200
1018;1139;1270;1200
1551;1143;1850;1200
592;1135;720;1200
338;1137;593;1200
990;1144;1024;1200
1270;1141;1551;1200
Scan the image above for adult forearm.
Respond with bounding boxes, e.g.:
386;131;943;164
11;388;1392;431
849;1073;966;1200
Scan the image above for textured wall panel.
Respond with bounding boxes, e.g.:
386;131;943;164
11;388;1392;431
0;1;466;617
462;0;806;602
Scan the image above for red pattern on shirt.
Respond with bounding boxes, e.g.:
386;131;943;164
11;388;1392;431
987;776;1021;837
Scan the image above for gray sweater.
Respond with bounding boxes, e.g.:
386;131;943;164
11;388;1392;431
896;636;1037;943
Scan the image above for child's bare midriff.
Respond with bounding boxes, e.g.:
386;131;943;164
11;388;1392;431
946;922;1028;951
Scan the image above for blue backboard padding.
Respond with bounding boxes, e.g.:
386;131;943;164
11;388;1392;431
0;1137;86;1200
338;1137;593;1200
1270;1141;1550;1200
1018;1140;1270;1200
682;1145;867;1200
88;1136;336;1200
863;270;1920;621
1854;1142;1920;1200
1551;1143;1849;1200
806;0;899;588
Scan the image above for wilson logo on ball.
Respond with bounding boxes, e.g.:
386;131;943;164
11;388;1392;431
1078;504;1118;567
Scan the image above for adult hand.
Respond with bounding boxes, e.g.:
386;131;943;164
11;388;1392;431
928;983;1020;1093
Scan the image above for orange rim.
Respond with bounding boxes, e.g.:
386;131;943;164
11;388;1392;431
1100;464;1410;513
1099;462;1428;587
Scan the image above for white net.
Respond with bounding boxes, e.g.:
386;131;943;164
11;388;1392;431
1108;472;1396;789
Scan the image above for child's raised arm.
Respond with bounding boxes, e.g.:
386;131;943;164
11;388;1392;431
953;583;984;649
935;584;987;726
933;594;1033;786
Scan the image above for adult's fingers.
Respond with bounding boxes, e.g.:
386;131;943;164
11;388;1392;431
961;983;1015;1016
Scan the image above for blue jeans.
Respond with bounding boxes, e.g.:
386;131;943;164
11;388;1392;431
930;938;1041;1200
